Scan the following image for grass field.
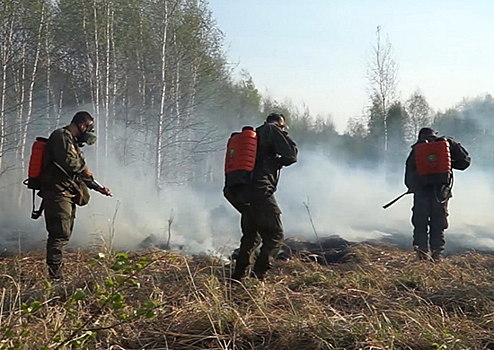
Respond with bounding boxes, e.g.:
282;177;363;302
1;244;494;349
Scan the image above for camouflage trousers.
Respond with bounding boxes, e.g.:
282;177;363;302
412;193;449;254
43;197;76;280
224;186;284;280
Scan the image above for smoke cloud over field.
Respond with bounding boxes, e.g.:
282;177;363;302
0;145;492;257
278;152;494;254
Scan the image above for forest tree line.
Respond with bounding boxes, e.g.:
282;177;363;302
0;1;491;197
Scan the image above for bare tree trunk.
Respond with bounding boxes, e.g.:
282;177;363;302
18;1;46;205
55;88;63;128
82;3;96;134
21;1;45;163
186;62;198;122
0;18;14;170
0;66;5;170
137;12;147;143
137;14;146;127
104;1;112;159
156;1;168;190
137;51;145;125
93;0;101;169
375;28;388;153
382;96;388;153
46;41;51;132
82;7;93;104
45;14;52;135
174;33;180;125
173;32;180;183
186;62;198;181
122;77;129;165
110;6;117;131
15;45;26;159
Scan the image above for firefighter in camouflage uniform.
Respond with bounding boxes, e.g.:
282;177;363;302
224;113;297;280
405;127;470;261
40;111;111;280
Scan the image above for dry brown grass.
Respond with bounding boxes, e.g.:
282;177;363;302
1;245;494;349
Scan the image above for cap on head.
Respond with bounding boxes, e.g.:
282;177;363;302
71;111;94;126
418;127;437;141
266;112;285;125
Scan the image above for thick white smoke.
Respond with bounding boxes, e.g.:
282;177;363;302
0;142;491;257
277;151;492;254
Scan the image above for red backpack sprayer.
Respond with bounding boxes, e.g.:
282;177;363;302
383;138;452;209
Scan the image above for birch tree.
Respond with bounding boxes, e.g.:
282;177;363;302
367;26;398;154
20;0;48;164
405;91;432;142
0;1;17;171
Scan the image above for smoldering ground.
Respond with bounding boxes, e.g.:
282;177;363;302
0;145;492;258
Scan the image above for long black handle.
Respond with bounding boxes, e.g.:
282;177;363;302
383;191;410;209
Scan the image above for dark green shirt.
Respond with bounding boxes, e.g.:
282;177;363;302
253;122;298;195
40;126;88;196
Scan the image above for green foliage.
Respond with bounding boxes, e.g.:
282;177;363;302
0;247;494;348
71;289;87;302
21;301;42;316
0;251;166;350
1;0;492;188
405;91;432;141
301;271;334;286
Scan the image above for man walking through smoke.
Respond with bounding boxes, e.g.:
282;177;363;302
40;111;111;280
224;113;297;280
405;127;470;261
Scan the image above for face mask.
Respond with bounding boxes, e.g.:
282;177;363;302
76;123;97;147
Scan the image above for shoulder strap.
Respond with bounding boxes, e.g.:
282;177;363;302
31;190;44;220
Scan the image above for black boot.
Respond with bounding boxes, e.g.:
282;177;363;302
252;261;272;281
231;262;248;281
414;246;430;261
48;264;63;281
252;269;266;281
431;250;442;262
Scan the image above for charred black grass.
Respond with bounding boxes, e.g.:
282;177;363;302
0;245;494;349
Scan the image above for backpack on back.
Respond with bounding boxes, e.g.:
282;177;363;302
23;137;48;219
224;126;258;188
414;138;452;186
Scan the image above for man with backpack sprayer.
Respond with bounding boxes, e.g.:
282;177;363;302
27;111;112;280
223;113;297;281
404;127;470;261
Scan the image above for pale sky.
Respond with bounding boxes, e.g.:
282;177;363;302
208;0;494;131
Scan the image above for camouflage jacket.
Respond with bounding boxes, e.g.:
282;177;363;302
252;122;298;195
40;126;88;197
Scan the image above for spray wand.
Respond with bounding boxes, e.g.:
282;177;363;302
87;177;112;197
382;190;411;209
